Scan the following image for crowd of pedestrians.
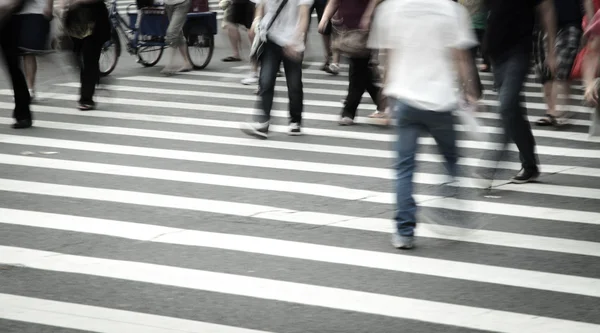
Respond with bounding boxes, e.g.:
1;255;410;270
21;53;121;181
1;0;600;249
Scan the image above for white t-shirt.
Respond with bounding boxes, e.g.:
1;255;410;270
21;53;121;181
368;0;477;111
18;0;47;15
253;0;313;47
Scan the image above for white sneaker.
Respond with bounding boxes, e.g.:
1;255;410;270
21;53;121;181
241;73;258;85
240;121;269;139
328;63;340;75
288;122;302;136
338;117;354;126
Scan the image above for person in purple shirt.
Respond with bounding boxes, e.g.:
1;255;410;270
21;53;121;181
319;0;384;126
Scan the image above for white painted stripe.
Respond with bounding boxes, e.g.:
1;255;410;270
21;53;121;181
2;209;600;296
0;178;595;256
2;153;599;207
123;75;590;114
61;79;594;115
0;100;595;146
56;82;376;110
0;294;272;333
180;70;584;90
2;103;599;160
1;177;599;249
2;128;599;180
2;247;599;333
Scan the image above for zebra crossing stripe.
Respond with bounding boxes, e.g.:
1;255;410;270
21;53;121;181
0;293;274;333
0;178;599;255
2;209;600;296
2;246;599;333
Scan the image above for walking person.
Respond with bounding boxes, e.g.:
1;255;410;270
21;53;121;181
484;0;557;183
240;0;312;138
368;0;480;249
162;0;193;74
459;0;490;72
0;0;32;128
534;0;584;127
320;0;384;126
17;0;53;101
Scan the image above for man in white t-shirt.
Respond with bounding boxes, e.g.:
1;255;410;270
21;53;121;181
368;0;479;249
240;0;312;138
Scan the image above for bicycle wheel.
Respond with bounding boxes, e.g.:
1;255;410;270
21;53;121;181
100;31;121;76
136;45;164;67
186;32;214;69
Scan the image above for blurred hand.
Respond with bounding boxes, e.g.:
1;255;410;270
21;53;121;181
317;19;328;34
359;14;371;30
43;5;52;18
584;80;599;105
545;51;557;75
283;44;302;62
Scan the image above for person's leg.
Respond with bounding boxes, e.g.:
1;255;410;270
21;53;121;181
341;57;369;122
393;100;422;246
23;55;37;91
240;41;281;138
315;1;331;65
227;25;242;59
424;111;458;178
282;48;304;129
493;50;539;181
163;0;192;72
0;15;31;126
79;36;103;107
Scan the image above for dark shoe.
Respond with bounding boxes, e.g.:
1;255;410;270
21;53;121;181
288;122;302;136
78;103;96;111
510;168;540;184
11;119;33;129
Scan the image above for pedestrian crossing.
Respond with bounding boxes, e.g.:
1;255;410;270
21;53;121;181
1;57;600;332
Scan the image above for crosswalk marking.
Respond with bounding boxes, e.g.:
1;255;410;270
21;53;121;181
3;246;600;333
1;178;600;256
2;209;599;296
0;294;274;333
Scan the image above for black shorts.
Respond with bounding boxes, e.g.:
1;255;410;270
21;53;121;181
15;14;51;53
227;1;255;29
310;0;331;35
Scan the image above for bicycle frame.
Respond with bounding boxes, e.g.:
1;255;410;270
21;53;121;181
107;0;167;53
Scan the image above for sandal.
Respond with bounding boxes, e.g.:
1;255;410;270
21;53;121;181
222;56;242;62
536;114;556;126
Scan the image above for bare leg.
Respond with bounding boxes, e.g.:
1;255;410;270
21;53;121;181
543;81;556;115
178;43;193;70
227;24;242;59
23;55;37;90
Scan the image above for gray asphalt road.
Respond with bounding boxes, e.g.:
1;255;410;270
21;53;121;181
1;4;600;332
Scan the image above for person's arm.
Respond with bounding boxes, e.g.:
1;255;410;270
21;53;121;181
360;0;383;30
295;4;310;40
44;0;54;18
248;1;263;40
318;0;339;33
537;0;557;74
585;0;596;22
452;4;481;102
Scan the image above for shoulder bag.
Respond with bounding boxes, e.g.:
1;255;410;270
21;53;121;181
250;0;289;62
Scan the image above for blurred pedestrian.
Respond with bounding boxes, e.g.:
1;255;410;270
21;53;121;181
240;0;312;138
63;0;111;110
483;0;556;183
368;0;479;249
162;0;193;74
0;0;32;128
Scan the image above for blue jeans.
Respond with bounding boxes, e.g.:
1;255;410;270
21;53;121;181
491;47;538;172
256;40;304;124
394;100;458;237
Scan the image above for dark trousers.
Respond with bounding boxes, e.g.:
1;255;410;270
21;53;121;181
491;48;538;172
342;56;381;119
0;16;31;121
256;41;303;124
471;28;491;68
73;35;103;105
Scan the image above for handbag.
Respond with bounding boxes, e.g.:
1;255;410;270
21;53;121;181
250;0;289;62
63;3;96;39
331;25;370;57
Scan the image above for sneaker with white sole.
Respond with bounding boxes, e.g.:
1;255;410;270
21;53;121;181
241;73;259;85
391;234;414;250
288;122;302;136
327;63;340;75
240;121;269;139
338;117;354;126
